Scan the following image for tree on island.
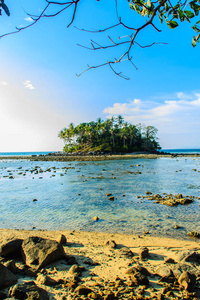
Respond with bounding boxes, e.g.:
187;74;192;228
1;0;200;79
58;116;161;153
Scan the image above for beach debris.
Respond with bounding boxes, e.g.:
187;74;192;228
144;193;194;206
187;231;200;238
138;247;149;259
9;281;49;300
21;237;66;269
0;239;23;257
105;240;116;249
178;271;196;291
0;262;18;289
56;234;67;244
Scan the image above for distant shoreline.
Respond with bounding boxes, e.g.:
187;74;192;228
0;152;200;161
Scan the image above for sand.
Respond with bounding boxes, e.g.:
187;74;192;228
0;228;200;299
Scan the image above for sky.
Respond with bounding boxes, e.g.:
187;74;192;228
0;0;200;152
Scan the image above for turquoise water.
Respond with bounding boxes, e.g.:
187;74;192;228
0;152;52;157
0;156;200;239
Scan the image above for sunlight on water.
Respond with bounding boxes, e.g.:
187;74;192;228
0;157;200;239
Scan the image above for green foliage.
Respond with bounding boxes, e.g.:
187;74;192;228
129;0;200;46
59;117;161;154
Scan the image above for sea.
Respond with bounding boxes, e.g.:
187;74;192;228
0;149;200;239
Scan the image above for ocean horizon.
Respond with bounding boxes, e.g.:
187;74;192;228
0;149;200;156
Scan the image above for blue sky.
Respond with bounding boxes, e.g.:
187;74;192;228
0;0;200;151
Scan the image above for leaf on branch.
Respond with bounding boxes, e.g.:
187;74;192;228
185;10;195;18
167;20;179;28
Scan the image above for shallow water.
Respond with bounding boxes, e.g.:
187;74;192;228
0;157;200;239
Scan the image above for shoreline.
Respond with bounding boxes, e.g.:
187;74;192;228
0;152;200;162
1;228;200;299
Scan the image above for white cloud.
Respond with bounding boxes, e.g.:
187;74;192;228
24;17;33;22
103;92;200;149
0;81;8;86
23;80;35;90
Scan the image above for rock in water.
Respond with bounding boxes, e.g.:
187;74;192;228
21;237;66;269
0;262;18;289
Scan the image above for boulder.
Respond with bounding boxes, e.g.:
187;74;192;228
21;237;66;269
131;272;149;285
0;239;23;257
0;263;18;290
9;281;49;300
4;260;17;274
156;265;175;283
178;271;196;291
118;247;134;258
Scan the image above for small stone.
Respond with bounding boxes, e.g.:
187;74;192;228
105;240;116;248
74;285;92;296
174;224;181;229
138;247;149;259
33;199;38;202
93;216;99;221
69;264;82;275
36;274;57;286
178;271;196;291
106;193;112;196
108;196;115;201
187;231;199;238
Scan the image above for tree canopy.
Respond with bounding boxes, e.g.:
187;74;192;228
1;0;199;79
58;116;161;153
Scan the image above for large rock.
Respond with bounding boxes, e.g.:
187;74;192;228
177;251;200;263
125;265;150;276
21;237;66;269
9;281;49;300
0;262;18;290
178;271;196;291
0;239;23;257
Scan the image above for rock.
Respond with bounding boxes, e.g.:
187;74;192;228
178;271;196;291
74;285;92;296
118;247;134;258
138;247;149;259
125;266;150;276
104;292;115;300
0;239;23;257
68;264;82;275
4;260;17;274
156;265;175;283
106;193;112;196
0;262;18;290
56;234;67;244
187;231;199;238
105;240;116;249
177;251;200;263
174;225;181;229
0;291;7;300
93;216;99;221
164;258;176;264
36;274;57;286
9;281;49;300
131;272;149;285
21;237;66;269
108;196;115;201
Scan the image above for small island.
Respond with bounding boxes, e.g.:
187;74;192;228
58;116;161;154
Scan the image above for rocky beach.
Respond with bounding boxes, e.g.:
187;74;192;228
0;228;200;300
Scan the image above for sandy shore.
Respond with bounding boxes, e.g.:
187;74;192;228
0;228;200;299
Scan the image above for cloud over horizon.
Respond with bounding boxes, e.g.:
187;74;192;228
23;80;35;90
103;92;200;149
